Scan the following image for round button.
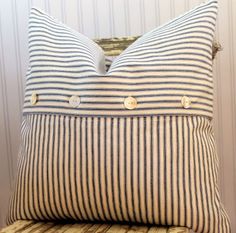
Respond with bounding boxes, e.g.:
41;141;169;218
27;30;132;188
181;96;191;109
124;96;137;110
31;92;38;105
69;95;80;108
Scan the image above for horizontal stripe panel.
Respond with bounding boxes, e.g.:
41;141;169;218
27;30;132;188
22;1;218;118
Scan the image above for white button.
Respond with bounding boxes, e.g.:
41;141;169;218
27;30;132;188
69;95;80;108
31;92;38;105
181;96;191;109
124;96;137;110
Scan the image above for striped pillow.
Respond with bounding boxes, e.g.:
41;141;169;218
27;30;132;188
7;0;231;232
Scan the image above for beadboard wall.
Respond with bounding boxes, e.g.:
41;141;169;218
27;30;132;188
0;0;235;231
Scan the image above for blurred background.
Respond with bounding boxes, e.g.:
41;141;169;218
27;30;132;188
0;0;235;231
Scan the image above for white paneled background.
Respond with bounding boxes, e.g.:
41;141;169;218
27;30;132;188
0;0;235;231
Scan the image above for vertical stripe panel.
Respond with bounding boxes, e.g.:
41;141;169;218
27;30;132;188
42;115;52;218
33;114;43;219
53;115;65;218
152;116;160;224
48;115;61;219
64;116;76;219
105;117;116;220
83;117;94;220
132;117;140;222
90;117;101;220
165;116;172;224
60;115;70;218
77;117;87;219
158;116;165;225
189;117;198;231
110;117;119;221
125;117;134;221
7;114;231;232
139;117;147;223
92;117;105;221
24;115;35;219
171;116;178;225
123;117;131;222
18;116;29;220
118;118;127;221
70;116;82;220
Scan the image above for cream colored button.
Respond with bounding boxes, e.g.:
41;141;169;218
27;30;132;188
124;96;137;110
69;95;80;108
181;96;191;109
31;92;38;105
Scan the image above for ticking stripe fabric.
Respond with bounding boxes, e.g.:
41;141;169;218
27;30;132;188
23;0;218;118
7;114;230;233
7;0;231;233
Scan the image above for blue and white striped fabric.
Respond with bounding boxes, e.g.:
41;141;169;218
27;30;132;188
24;0;216;118
7;1;231;233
